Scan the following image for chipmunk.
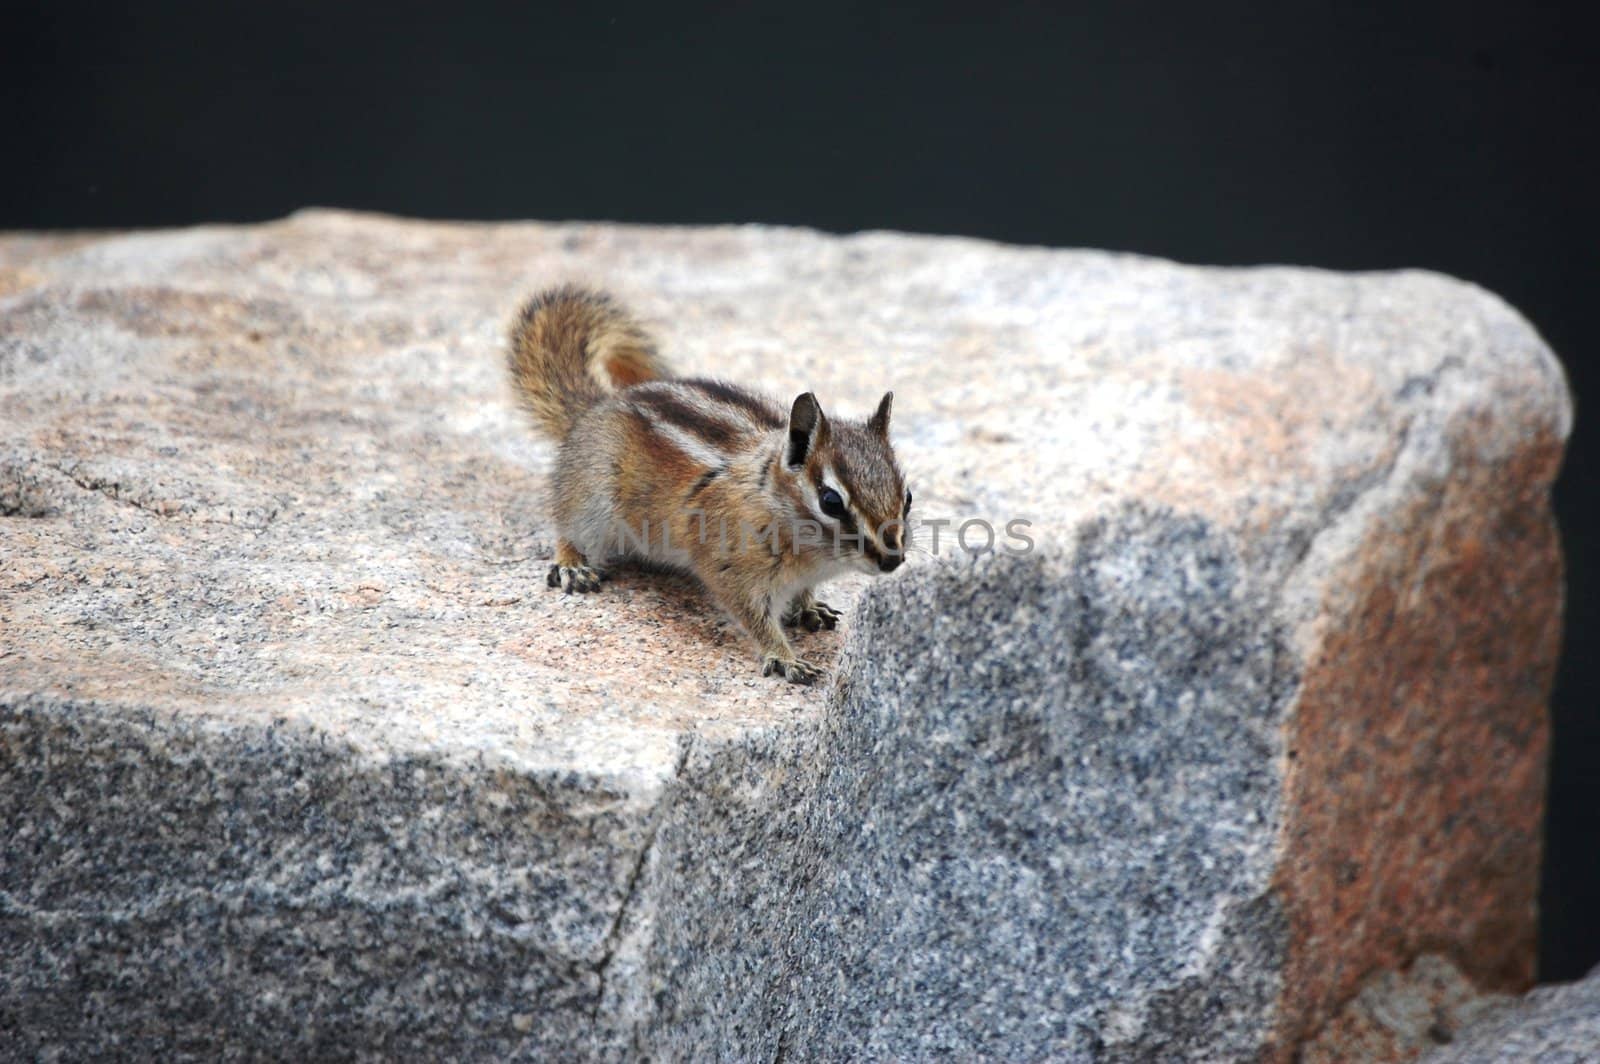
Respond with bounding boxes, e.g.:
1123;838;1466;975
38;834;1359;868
507;285;911;685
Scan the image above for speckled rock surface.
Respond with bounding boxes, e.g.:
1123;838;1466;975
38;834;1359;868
0;212;1569;1059
1301;954;1512;1062
1420;966;1600;1063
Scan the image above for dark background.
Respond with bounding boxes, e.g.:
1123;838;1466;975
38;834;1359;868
6;1;1596;980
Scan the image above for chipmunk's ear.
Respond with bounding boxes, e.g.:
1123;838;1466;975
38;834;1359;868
868;391;894;437
787;392;827;467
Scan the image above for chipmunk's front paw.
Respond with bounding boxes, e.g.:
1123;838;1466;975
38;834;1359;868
546;564;605;594
804;601;842;631
761;655;826;686
784;600;842;632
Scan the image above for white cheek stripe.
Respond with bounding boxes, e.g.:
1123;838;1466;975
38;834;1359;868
819;470;866;543
822;466;850;509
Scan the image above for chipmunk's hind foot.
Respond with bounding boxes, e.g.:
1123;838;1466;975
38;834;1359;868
784;600;842;632
547;541;605;593
761;656;826;685
547;564;605;594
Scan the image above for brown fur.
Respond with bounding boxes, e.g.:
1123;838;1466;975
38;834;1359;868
508;286;909;684
506;284;669;439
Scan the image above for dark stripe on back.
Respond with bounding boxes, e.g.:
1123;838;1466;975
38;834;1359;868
633;390;742;448
686;466;724;500
681;378;785;429
625;407;691;461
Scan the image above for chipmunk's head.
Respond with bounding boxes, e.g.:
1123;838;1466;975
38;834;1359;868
781;391;911;575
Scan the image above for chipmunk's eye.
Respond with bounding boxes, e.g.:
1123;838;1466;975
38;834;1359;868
819;487;847;519
904;489;913;514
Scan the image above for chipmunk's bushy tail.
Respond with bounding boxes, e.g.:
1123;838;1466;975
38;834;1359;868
507;285;669;439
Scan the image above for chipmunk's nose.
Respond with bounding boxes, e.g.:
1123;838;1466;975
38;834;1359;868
878;553;903;573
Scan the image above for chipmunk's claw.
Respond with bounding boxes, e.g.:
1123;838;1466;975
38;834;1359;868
761;655;825;685
548;564;605;594
809;601;842;630
784;600;842;632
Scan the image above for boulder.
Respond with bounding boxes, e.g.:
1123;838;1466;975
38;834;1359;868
1422;966;1600;1062
1299;954;1512;1061
0;212;1569;1059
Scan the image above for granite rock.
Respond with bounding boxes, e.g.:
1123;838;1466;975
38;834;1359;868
1301;954;1512;1062
1421;966;1600;1063
0;212;1569;1059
